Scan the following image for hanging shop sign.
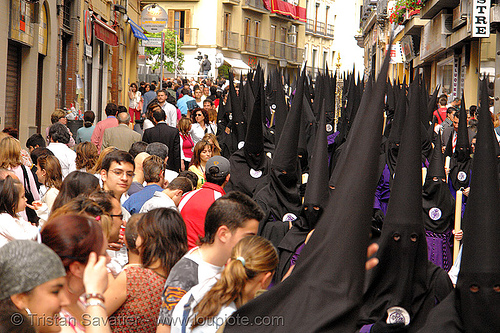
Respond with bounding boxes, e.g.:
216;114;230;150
10;0;35;46
215;53;224;68
141;4;168;33
400;35;415;63
389;42;403;64
84;10;92;45
472;0;490;37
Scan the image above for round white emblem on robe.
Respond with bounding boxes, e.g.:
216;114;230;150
250;169;263;178
326;124;333;132
387;307;410;325
238;141;245;149
458;171;467;182
282;213;297;223
429;207;442;221
271;104;277;110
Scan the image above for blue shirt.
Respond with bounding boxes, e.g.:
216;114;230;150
76;125;95;143
143;91;157;111
123;184;163;214
177;95;195;116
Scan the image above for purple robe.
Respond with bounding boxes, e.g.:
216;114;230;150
425;228;453;272
374;165;391;215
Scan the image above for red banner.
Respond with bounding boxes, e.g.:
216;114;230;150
94;18;118;47
263;0;306;22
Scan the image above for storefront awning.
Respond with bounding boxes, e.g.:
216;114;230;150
128;19;148;41
224;58;251;72
94;18;118;46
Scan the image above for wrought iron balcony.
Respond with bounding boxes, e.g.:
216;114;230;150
173;28;199;46
222;30;239;50
242;35;269;56
242;0;269;13
326;24;334;37
271;41;304;63
306;19;333;38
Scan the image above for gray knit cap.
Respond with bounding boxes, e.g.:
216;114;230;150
0;240;66;300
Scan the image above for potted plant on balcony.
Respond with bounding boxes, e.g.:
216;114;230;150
389;0;424;25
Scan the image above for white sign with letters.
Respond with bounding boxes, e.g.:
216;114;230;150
472;0;490;38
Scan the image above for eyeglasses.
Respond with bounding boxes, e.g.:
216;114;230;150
195;113;203;117
110;214;124;220
110;169;135;178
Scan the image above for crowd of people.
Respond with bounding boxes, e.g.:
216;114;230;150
0;57;498;333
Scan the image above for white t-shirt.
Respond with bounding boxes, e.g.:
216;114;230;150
47;142;77;178
158;247;223;326
0;213;40;248
140;191;177;213
171;276;237;333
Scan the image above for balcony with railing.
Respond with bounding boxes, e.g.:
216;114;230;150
242;0;269;14
270;41;304;63
242;35;269;56
222;31;240;50
173;28;199;47
306;19;334;39
326;24;334;37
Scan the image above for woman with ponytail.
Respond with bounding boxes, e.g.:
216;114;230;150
171;235;278;333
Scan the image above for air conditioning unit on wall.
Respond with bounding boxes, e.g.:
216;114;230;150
434;11;453;35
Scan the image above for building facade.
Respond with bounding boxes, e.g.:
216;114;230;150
0;0;60;144
358;0;497;108
148;0;307;79
0;0;142;145
304;0;335;79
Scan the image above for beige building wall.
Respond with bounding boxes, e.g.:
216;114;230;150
155;0;306;79
0;0;60;147
304;0;335;77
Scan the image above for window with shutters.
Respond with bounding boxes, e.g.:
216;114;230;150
168;9;191;44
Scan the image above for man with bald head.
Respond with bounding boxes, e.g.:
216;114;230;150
102;111;142;152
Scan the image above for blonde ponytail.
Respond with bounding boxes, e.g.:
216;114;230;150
192;236;278;328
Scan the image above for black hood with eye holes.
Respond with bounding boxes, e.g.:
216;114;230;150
359;78;453;332
456;78;500;332
422;133;454;233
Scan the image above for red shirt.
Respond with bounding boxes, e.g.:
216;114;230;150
433;107;447;124
179;182;225;249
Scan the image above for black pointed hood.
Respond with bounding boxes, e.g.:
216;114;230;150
420;75;431;129
427;132;446;180
269;69;288;145
229;72;246;144
449;91;473;191
360;78;435;331
270;69;304;176
422;132;455;234
427;85;440;125
329;77;373;190
455;91;470;156
226;42;391;333
386;79;396;120
385;81;407;178
456;78;500;331
275;95;327;282
243;67;264;169
300;97;329;229
253;70;305;245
